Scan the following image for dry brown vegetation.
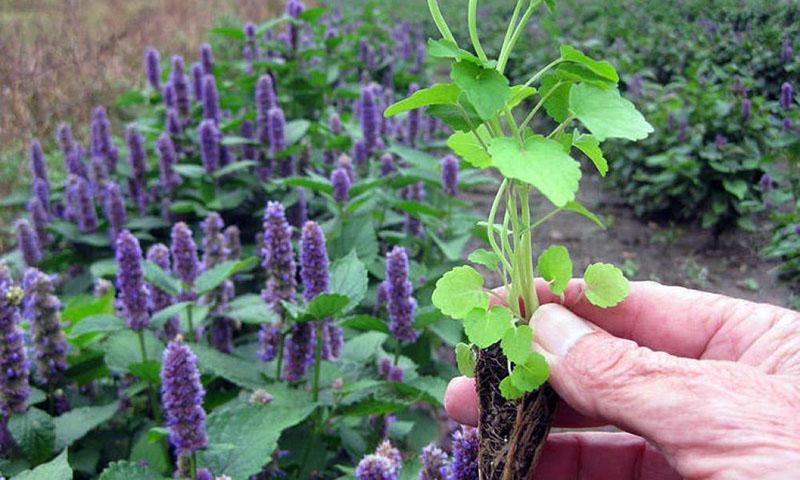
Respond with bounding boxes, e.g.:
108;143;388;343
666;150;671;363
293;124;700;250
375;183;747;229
0;0;283;177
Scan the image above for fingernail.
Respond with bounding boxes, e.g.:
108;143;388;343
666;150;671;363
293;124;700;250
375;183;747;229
531;304;594;357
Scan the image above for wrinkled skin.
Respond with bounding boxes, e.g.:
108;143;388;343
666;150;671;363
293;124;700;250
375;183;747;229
445;281;800;479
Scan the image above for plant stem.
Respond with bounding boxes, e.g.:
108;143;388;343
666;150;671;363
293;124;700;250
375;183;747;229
276;332;285;379
312;321;323;402
520;81;564;131
186;303;194;340
524;58;564;87
190;452;197;480
427;0;456;44
498;0;525;70
487;179;513;273
547;115;575;139
137;330;161;422
468;0;488;62
498;0;543;73
530;207;562;230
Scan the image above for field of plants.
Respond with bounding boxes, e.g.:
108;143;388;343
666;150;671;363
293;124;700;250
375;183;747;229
0;0;798;479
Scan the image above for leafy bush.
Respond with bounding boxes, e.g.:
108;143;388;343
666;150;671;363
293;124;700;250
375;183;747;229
0;2;499;478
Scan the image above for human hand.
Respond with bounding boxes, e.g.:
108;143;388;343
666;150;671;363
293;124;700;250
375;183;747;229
444;281;800;479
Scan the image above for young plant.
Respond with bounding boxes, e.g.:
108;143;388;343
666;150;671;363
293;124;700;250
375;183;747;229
386;1;653;478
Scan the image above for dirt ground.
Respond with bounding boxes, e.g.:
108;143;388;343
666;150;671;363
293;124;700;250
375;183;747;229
469;173;797;309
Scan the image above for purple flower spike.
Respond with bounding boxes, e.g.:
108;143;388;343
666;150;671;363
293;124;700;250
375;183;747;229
244;22;256;40
406;83;420;145
64;145;88;179
125;126;147;182
171;222;200;291
69;175;98;232
239;120;257;161
190;62;204;101
356;454;396;480
91;106;117;174
156;133;181;191
55;123;76;156
166;109;183;139
170;55;191;117
30;138;48;184
360;85;379;152
161;341;208;456
256;75;278;141
375;440;402;473
103;182;127;240
781;82;794;111
282;321;316;381
198;119;220;174
260;201;297;318
420;444;450;480
741;97;752;123
144;47;161;89
329;112;342;135
268;106;287;155
380;154;394;177
323;320;343;360
223;226;241;261
257;323;281;362
300;221;329;302
385;246;418;343
331;167;351;203
781;37;793;65
200;43;214;75
115;230;151;331
28;198;52;247
147;244;179;340
202;74;220;123
449;426;479;480
441;154;459;196
22;269;68;387
0;278;30;414
353;139;368;165
338;154;355;183
378;357;404;382
163;82;177;109
16;220;42;267
201;212;226;270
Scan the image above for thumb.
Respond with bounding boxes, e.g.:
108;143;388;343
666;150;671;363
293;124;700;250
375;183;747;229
530;303;725;446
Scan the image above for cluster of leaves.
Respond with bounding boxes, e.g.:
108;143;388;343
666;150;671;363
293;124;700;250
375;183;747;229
0;3;502;479
392;0;648;401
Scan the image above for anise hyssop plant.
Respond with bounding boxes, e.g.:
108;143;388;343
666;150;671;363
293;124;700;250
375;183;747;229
386;0;653;478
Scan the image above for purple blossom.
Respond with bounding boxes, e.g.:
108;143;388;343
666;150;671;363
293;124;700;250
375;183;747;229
210;315;234;354
282;321;316;381
144;47;161;89
240;120;256;161
781;82;794;110
374;281;388;315
32;177;49;216
163;82;177;109
244;22;256;40
102;182;127;240
160;341;208;456
407;83;421;145
741;97;752;123
200;43;214;75
170;55;191;117
223;226;241;261
115;230;151;330
300;221;329;302
338;154;355;183
268;106;287;156
17;220;42;267
781;37;793;65
331;167;351;203
202;74;220;123
0;278;30;414
55;123;76;156
289;188;307;229
28;197;52;247
783;117;794;130
146;244;179;340
449;426;479;480
90;155;109;190
380;154;394;176
419;444;449;480
714;133;728;149
198;119;220;174
166;108;183;139
171;222;200;290
322;319;343;361
329;112;342;135
360;85;379;152
190;62;204;101
29;138;48;184
678;116;688;142
628;73;643;97
441;154;459;196
125;126;147;180
353;138;368;165
260;201;297;309
355;455;396;480
385;246;418;343
156;133;181;191
22;269;68;387
378;357;404;382
760;173;773;193
257;323;281;362
256;75;278;142
64;145;88;179
91;106;117;174
201;212;226;270
376;440;402;472
68;175;98;232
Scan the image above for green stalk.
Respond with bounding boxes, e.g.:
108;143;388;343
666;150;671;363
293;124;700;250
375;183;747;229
276;332;285;379
311;321;323;402
186;304;194;340
497;0;543;73
498;0;525;70
137;330;161;422
520;81;564;131
468;0;488;62
487;179;513;273
190;453;197;480
427;0;456;44
517;185;539;318
524;58;564;87
547;115;575;139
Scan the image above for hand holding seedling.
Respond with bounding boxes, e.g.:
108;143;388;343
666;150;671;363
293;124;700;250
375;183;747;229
445;281;800;479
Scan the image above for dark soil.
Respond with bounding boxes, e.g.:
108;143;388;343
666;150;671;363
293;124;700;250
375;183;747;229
468;173;796;308
475;343;558;480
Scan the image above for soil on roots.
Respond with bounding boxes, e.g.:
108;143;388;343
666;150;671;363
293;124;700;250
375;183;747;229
476;343;558;480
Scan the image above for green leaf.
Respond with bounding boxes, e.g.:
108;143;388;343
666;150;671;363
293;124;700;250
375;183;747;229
559;45;619;82
285;119;311;146
540;74;572;122
385;84;461;117
451;61;511;120
508;352;549;391
191;343;268;389
15;449;72;480
467;248;500;270
431;266;489;320
9;408;55;465
61;292;115;324
67;314;125;339
537;245;573;295
488;136;581;207
150;302;191;329
455;343;476;378
574;134;608;176
330;251;368;314
723;179;748;200
447;126;491;168
563;200;605;229
128;360;162;384
225;301;279;325
173;164;207;179
431;233;471;261
213;160;258;177
507;85;537;109
147;427;170;444
90;258;117;278
500;325;534;365
339;315;389;334
279;176;333;194
199;403;314;480
54;402;119;450
306;293;349;320
209;26;245;40
584;263;629;308
499;376;525;400
98;460;162;480
463;306;514;349
569;84;653;141
427;39;480;63
426;102;482;132
195;257;258;295
143;261;181;297
103;330;163;374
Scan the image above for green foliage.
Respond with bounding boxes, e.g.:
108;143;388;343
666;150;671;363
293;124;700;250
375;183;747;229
583;263;630;308
463;306;513;349
432;266;490;320
9;408;55;465
455;342;476;377
569;84;654;141
54;402;120;451
536;245;573;295
14;449;72;480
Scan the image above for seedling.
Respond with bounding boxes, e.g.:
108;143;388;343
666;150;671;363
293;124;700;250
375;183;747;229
387;0;652;478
